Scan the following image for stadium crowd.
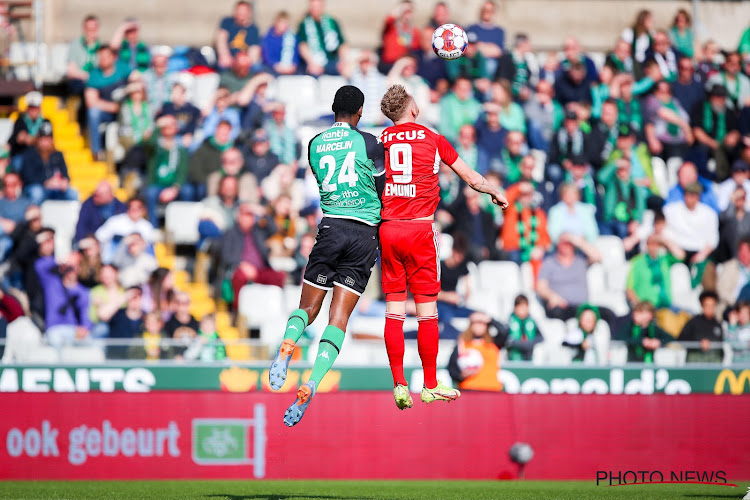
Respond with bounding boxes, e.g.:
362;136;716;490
1;0;750;370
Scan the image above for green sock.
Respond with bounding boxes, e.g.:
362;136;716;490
309;325;345;385
283;309;309;343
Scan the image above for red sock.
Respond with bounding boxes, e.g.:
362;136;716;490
417;315;439;389
384;313;407;387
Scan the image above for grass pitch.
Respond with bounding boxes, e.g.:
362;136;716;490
0;480;747;500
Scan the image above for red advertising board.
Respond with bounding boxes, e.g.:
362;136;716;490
1;392;749;480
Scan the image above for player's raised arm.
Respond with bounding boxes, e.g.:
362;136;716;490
447;156;509;210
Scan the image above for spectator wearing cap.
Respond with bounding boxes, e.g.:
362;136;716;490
466;1;505;76
74;181;126;244
201;88;241;145
690;83;741;180
563;154;596;207
495;33;539;101
706;51;750;111
474;109;507;174
261;11;299;76
8;91;44;162
264;103;299;166
297;0;347;76
141;49;175;113
672;57;704;117
117;80;154;152
0;173;30;258
717;185;750;264
645;30;680;81
438;77;482;144
644;80;693;161
717;160;750;212
501;180;550;269
18;121;77;205
350;51;388;127
547;108;585;185
666;161;719;212
523;80;563;152
379;1;420;73
188;120;234;202
159;84;201;150
664;181;719;289
35;253;92;350
216;1;261;70
547;183;599;244
66;15;101;94
96;197;154;263
679;290;724;363
243;129;281;184
111;18;150;72
597;158;646;242
142;114;191;226
85;45;130;158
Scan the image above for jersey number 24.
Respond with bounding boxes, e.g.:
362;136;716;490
319;152;359;192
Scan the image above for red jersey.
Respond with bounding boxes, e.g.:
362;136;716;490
379;122;459;220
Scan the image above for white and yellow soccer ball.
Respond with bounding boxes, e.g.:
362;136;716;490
431;23;468;61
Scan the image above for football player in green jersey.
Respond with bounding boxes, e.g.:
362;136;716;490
269;86;386;427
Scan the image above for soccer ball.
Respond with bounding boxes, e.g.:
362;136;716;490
457;348;484;372
431;24;468;61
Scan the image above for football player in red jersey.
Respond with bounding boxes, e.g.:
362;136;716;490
378;85;508;409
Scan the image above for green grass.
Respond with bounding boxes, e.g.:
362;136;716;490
0;480;747;500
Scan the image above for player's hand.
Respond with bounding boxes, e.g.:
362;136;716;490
491;190;509;210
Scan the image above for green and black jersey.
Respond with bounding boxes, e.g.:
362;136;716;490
307;122;385;226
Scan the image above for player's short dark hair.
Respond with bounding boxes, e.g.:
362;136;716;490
699;290;718;304
514;294;529;307
331;85;365;117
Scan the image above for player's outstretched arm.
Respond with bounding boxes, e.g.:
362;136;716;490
448;157;509;209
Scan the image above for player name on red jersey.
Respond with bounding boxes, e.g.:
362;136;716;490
384;183;416;197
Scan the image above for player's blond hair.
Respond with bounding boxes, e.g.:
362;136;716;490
380;85;412;122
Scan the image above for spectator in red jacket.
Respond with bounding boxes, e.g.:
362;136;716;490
379;1;420;73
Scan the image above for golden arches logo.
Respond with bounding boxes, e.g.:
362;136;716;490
713;369;750;395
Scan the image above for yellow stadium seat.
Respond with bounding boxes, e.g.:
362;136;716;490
173;270;190;287
55;137;85;151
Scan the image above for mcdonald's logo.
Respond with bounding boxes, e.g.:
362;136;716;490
713;369;750;395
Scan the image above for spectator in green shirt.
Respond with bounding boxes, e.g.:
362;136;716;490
66;15;101;94
626;232;685;310
597;158;646;242
297;0;347;76
143;114;191;226
620;301;673;363
669;9;694;59
438;77;482;144
85;46;130;157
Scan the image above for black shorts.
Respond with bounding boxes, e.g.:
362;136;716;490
303;217;379;296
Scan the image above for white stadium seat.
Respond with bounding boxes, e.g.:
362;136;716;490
165;202;202;245
60;346;106;364
670;264;701;313
238;284;286;346
191;72;220;111
477;261;521;300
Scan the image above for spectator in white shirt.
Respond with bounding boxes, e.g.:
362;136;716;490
95;197;155;263
717;160;750;212
664;181;719;289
